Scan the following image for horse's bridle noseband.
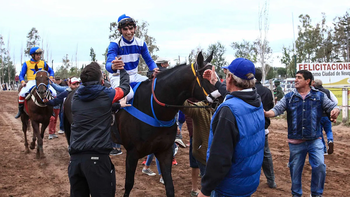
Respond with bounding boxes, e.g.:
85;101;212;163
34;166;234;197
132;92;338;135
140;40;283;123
35;70;51;101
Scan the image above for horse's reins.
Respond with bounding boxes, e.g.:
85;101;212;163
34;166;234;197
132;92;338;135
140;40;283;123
151;63;213;109
34;70;51;106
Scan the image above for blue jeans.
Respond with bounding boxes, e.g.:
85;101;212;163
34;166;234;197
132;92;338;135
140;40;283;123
113;143;121;149
320;116;333;153
289;139;326;196
145;154;161;175
176;122;183;139
59;108;64;131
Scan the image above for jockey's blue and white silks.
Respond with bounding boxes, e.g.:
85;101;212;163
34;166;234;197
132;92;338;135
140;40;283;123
106;36;156;76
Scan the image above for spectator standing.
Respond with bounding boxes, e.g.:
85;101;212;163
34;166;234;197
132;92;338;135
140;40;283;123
198;58;265;197
255;68;277;188
68;62;129;197
313;79;338;155
265;70;340;197
274;80;284;103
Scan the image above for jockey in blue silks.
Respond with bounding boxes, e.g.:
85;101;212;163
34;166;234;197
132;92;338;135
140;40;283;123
105;14;158;101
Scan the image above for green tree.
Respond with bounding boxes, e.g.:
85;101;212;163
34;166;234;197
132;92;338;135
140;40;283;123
0;34;5;83
90;47;97;62
333;10;350;62
280;46;297;77
25;27;41;57
230;40;257;62
276;67;287;78
207;42;227;76
295;14;323;63
265;64;275;80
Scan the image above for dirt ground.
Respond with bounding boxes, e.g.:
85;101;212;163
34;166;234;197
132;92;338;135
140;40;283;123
0;91;349;197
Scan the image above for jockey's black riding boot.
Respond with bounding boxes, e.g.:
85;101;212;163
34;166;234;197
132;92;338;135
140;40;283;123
14;103;24;119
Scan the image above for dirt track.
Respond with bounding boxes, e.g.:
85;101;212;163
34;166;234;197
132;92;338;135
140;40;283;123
0;91;349;197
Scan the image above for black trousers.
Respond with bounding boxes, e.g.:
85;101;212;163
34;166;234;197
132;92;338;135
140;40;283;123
68;154;116;197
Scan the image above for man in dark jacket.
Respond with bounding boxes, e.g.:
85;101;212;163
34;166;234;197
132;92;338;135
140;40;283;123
313;79;337;155
255;68;276;188
198;58;265;197
68;62;130;197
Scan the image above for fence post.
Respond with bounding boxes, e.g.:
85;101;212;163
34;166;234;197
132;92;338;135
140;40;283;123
342;88;349;123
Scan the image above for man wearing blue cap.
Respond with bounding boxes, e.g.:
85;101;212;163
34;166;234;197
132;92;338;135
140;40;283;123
15;47;57;118
198;58;265;197
105;14;158;100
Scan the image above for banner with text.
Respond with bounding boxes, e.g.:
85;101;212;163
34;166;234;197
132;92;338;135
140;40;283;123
297;62;350;87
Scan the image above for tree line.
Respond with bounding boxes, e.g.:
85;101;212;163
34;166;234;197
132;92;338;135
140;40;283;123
0;9;349;83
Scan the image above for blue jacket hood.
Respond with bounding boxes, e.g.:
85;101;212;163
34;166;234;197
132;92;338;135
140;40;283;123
76;81;105;101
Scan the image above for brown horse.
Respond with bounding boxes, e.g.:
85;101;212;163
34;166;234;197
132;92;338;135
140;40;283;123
20;64;53;159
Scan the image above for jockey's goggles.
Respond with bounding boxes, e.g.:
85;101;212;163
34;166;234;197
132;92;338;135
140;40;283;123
118;18;136;28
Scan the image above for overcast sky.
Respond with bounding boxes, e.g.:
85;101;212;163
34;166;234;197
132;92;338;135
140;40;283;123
0;0;349;73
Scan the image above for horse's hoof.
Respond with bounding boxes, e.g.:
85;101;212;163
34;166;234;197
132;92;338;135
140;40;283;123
30;143;35;150
25;148;30;154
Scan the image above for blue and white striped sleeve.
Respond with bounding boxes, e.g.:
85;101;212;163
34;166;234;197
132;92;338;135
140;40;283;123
141;42;156;71
106;42;119;73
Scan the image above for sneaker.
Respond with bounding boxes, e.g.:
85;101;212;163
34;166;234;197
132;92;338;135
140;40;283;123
172;157;178;165
141;157;147;165
110;149;122;156
48;134;58;140
324;152;328;156
190;190;199;197
310;194;323;197
58;130;65;134
174;146;178;156
142;168;156;176
160;177;164;184
328;141;334;154
175;139;186;148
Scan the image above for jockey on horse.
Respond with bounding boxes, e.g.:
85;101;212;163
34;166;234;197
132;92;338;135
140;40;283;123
106;14;159;101
15;47;57;118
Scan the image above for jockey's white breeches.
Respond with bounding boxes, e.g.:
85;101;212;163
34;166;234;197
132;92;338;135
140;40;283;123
19;80;57;98
109;73;148;102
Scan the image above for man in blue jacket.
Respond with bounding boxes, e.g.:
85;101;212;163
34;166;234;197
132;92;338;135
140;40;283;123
68;62;130;197
265;70;340;197
198;58;265;197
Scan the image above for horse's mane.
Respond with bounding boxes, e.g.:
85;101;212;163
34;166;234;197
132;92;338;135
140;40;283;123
155;63;188;79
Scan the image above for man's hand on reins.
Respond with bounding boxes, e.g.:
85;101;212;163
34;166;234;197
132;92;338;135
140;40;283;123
21;81;27;87
152;67;160;78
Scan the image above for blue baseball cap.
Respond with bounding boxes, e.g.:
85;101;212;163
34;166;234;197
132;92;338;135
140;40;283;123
223;58;255;80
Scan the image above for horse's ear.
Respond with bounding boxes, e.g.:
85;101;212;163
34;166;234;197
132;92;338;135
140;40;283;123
205;51;214;63
35;64;38;71
196;51;204;68
44;64;49;71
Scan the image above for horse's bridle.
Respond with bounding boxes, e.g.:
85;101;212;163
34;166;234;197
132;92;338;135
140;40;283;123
35;70;51;102
151;62;213;109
